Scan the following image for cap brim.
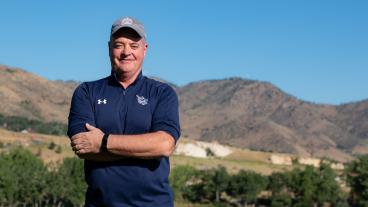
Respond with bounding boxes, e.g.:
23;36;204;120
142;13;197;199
111;25;145;39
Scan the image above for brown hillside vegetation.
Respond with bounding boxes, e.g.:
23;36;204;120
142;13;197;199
0;65;367;162
0;65;76;123
178;78;367;162
0;128;73;163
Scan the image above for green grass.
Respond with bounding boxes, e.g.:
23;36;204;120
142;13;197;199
175;202;216;207
171;154;292;175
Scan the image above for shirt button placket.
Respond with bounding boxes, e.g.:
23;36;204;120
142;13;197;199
121;88;128;133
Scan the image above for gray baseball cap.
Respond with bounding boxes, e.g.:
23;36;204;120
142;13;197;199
111;17;146;40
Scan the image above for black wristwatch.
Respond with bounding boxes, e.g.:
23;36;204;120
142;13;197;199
100;133;109;153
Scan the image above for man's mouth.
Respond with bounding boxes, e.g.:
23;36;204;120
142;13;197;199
119;59;134;63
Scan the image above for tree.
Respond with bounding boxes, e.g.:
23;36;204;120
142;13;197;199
0;147;48;206
55;145;62;154
289;166;318;207
170;165;198;201
0;114;67;136
0;147;86;206
206;147;215;157
285;163;344;207
48;142;56;150
227;170;268;206
212;166;230;203
46;157;86;206
270;193;292;207
315;163;341;205
182;166;229;204
347;155;368;207
268;172;293;207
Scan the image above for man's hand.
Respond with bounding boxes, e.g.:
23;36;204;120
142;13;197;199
70;123;104;155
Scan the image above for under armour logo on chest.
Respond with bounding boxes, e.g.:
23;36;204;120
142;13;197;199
97;99;107;104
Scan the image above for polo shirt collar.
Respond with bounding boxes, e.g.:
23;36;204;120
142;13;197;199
108;71;143;88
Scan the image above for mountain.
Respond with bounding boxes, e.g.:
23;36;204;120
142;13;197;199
1;65;367;162
178;78;368;161
0;65;76;123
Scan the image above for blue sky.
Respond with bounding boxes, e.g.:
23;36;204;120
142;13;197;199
0;1;367;105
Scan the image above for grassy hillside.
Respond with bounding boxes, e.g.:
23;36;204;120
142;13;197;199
0;128;291;175
0;128;73;163
0;128;351;206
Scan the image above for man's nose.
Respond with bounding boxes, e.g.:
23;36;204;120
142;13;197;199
122;46;132;56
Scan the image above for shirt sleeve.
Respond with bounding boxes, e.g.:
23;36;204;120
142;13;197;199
151;85;181;143
67;83;95;138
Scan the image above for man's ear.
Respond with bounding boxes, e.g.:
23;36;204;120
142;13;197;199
108;41;112;57
144;43;148;56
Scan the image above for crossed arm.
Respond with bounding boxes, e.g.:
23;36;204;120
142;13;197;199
70;123;176;161
69;83;179;161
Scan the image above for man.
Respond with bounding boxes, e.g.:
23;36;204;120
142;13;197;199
67;17;180;207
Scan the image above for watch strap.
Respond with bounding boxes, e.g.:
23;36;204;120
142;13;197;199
100;133;109;153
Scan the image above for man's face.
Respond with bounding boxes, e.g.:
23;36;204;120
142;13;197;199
109;28;148;77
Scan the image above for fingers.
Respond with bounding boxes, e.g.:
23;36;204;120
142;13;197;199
71;139;83;153
70;142;76;150
72;144;86;155
71;141;79;152
71;140;91;155
70;138;81;147
70;125;102;155
76;149;86;155
85;123;96;131
71;133;84;141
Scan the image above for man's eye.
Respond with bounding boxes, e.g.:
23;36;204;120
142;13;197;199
114;44;123;49
131;44;139;49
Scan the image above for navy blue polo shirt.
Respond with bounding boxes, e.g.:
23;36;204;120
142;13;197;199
67;72;180;207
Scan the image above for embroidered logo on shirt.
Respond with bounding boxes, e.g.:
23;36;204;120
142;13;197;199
97;99;107;104
136;95;148;106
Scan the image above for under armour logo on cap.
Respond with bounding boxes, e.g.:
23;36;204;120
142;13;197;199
120;17;133;25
